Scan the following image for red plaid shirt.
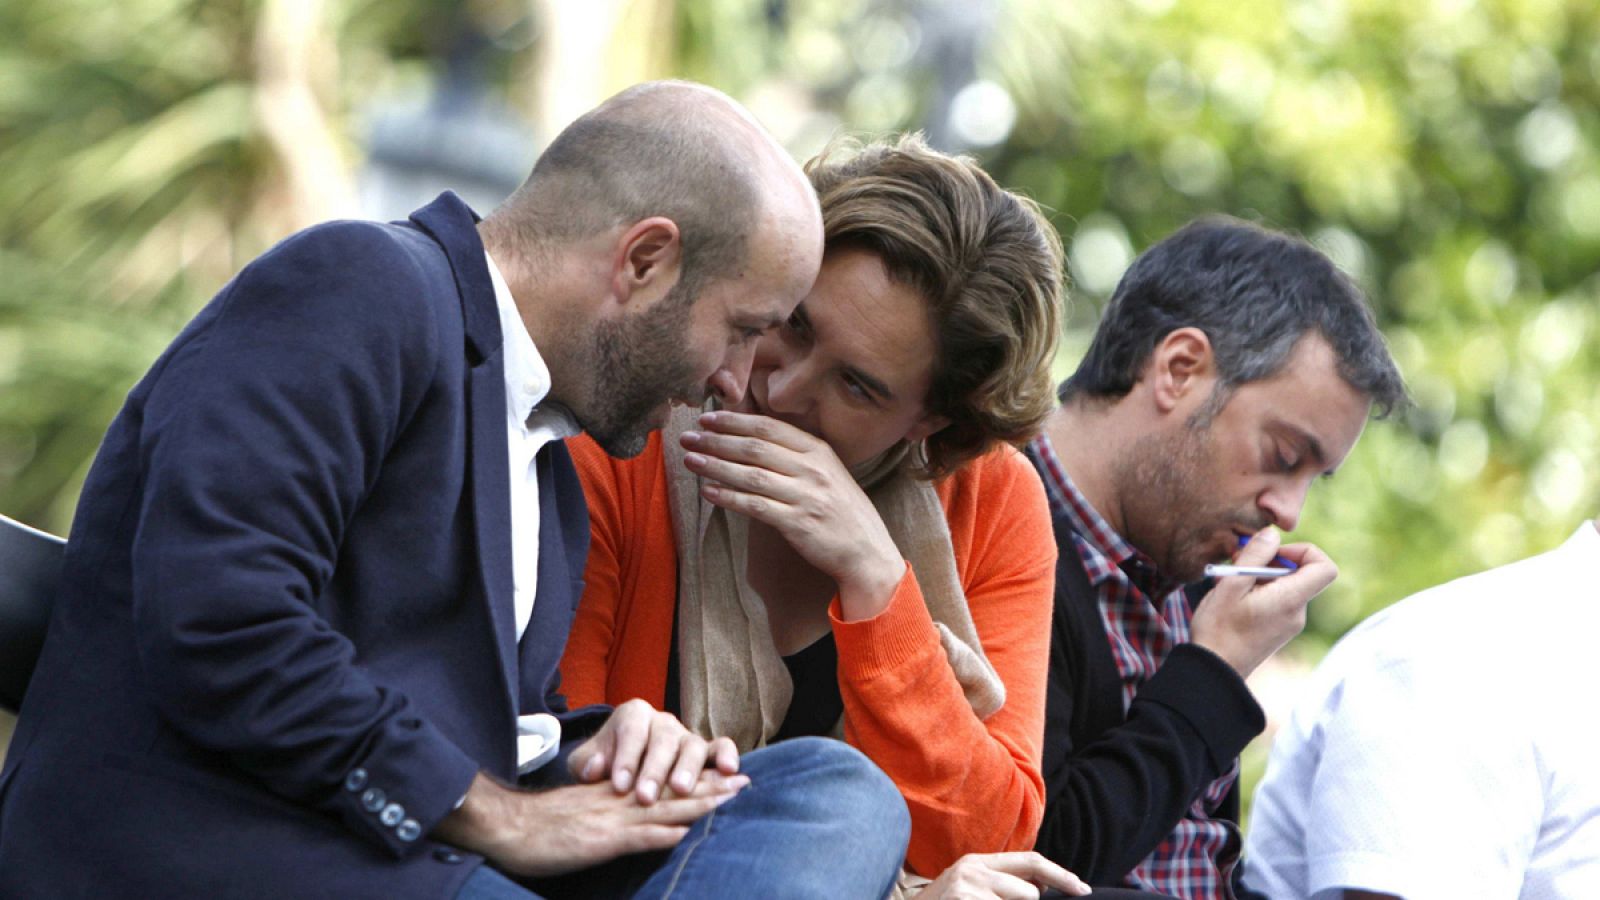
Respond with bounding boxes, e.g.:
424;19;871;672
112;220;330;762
1029;434;1241;900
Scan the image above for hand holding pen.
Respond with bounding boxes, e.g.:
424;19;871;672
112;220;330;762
1189;527;1338;679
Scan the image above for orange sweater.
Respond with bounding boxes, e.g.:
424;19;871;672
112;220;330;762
560;431;1056;876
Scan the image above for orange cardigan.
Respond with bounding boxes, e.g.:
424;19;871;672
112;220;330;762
559;431;1056;876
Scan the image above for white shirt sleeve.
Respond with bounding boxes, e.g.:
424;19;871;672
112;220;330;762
1301;651;1544;900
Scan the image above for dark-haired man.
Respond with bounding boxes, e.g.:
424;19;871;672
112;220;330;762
0;81;911;899
1028;216;1407;898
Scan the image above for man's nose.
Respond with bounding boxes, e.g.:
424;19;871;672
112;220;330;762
708;341;757;405
1259;478;1313;533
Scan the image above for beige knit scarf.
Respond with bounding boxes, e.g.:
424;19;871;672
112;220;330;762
664;404;1005;752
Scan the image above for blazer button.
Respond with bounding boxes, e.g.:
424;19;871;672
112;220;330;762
361;788;387;812
432;848;462;863
397;819;423;843
344;768;369;792
380;803;405;827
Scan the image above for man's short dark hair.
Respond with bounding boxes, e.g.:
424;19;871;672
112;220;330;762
1063;215;1407;418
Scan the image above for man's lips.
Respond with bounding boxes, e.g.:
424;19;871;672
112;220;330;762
1231;531;1299;570
744;378;768;416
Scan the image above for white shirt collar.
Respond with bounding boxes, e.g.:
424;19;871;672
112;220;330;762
485;250;577;438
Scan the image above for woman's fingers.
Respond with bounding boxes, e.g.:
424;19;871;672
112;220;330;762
698;481;790;526
683;452;804;505
680;428;802;474
695;410;818;451
992;853;1090;895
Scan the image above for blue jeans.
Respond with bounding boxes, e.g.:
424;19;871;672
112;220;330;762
457;737;909;899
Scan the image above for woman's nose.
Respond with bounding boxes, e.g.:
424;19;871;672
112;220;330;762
765;359;815;422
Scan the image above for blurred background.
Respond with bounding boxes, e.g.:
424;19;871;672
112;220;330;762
3;0;1598;812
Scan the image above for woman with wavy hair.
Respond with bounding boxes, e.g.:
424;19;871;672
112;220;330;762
560;134;1084;897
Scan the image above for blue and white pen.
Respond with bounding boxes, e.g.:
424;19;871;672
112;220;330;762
1203;563;1293;579
1203;534;1300;580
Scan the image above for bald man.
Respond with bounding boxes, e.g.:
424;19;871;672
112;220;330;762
0;81;910;899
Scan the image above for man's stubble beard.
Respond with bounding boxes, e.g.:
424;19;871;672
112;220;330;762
578;281;701;459
1113;419;1247;584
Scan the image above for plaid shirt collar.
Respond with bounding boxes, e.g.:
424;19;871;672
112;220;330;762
1027;434;1181;600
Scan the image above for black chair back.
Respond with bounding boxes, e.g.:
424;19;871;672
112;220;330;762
0;513;64;713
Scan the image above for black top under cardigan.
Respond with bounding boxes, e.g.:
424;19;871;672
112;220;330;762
1033;504;1269;899
662;602;845;742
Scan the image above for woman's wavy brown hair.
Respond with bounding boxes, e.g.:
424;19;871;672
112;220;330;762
805;133;1065;478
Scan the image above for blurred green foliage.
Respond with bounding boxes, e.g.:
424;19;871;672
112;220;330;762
2;0;1597;786
0;0;456;530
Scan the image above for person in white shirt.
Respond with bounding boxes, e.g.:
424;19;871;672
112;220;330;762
1244;517;1600;900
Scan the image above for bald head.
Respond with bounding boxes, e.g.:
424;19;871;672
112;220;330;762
490;80;819;299
481;81;822;457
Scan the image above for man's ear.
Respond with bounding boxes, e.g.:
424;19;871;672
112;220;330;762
1145;327;1215;414
609;217;683;308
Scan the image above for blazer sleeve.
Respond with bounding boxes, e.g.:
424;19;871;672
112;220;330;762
830;449;1055;877
1034;576;1265;881
130;223;479;857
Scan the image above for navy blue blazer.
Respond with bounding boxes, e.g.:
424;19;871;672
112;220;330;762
0;193;608;898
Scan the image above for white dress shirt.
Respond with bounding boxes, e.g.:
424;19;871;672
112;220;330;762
1244;523;1600;900
485;251;578;642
